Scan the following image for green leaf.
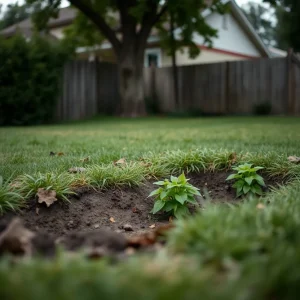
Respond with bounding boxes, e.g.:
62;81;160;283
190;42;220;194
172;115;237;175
245;176;254;185
175;193;187;205
170;175;178;183
164;201;176;212
174;205;190;219
148;188;161;198
178;173;187;183
254;174;265;186
226;174;237;181
243;185;251;194
160;190;168;200
254;166;264;171
153;181;165;186
251;184;263;196
151;200;165;214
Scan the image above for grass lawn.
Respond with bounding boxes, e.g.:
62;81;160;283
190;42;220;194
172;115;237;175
1;116;300;300
1;116;300;179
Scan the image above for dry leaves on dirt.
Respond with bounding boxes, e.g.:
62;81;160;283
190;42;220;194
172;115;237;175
228;152;237;166
37;188;57;207
288;156;300;164
127;224;174;248
68;167;87;174
0;218;35;256
114;158;126;166
256;203;265;210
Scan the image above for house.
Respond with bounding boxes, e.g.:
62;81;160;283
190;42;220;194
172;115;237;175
1;0;274;66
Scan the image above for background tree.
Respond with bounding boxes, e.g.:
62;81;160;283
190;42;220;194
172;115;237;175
263;0;300;51
0;2;31;30
26;0;227;117
241;1;276;46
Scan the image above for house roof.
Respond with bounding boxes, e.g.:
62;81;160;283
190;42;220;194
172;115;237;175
0;7;75;38
202;0;271;58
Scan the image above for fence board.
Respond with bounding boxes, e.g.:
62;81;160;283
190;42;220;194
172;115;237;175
57;57;300;120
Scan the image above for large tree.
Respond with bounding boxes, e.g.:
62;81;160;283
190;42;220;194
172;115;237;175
26;0;227;117
0;2;31;30
242;1;276;46
264;0;300;51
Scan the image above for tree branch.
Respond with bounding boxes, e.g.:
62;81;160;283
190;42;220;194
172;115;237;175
69;0;121;52
137;2;168;53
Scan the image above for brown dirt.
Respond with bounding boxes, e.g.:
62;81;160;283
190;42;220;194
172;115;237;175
0;171;284;240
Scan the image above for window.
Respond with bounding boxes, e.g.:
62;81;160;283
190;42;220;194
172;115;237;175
144;48;161;67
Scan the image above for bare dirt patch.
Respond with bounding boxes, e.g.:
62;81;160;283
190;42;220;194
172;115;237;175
0;171;283;241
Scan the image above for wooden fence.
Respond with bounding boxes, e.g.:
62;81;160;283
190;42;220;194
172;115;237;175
56;55;300;120
56;61;119;121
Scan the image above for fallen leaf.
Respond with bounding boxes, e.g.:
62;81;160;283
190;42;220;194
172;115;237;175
149;224;156;229
37;188;57;207
57;152;64;156
132;207;139;213
288;156;300;164
228;152;237;165
68;167;86;174
125;247;136;255
49;151;56;156
109;217;116;223
0;218;35;256
36;207;39;215
114;158;126;165
80;157;90;163
256;203;265;210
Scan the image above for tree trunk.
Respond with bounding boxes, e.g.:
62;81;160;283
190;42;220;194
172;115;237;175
117;50;146;117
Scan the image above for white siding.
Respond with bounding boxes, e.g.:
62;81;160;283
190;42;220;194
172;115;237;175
160;47;247;67
193;12;261;57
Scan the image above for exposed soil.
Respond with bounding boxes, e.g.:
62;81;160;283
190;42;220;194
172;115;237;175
0;171;285;258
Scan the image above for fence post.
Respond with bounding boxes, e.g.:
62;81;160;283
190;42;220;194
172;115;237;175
287;48;295;115
225;61;230;114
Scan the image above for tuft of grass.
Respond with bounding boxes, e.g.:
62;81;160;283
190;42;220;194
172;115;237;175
17;172;75;202
0;176;24;214
86;163;145;188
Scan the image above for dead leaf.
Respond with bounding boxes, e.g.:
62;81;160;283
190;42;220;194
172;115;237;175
80;157;90;163
37;188;57;207
0;218;35;256
49;151;56;156
256;203;265;210
57;152;64;156
132;207;139;213
109;217;116;223
68;167;86;174
149;224;156;229
36;207;39;215
114;158;126;165
228;152;237;165
288;156;300;164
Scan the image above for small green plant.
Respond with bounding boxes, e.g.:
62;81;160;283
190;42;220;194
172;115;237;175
0;176;24;214
149;173;201;219
226;163;265;197
17;172;75;202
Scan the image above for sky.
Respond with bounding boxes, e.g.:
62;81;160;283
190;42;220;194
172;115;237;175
1;0;263;9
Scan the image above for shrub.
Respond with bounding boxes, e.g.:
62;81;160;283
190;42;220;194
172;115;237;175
149;173;201;219
254;101;272;115
0;34;72;125
0;176;24;214
226;163;265;197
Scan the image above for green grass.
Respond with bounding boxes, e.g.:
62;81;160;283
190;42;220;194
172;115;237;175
1;117;300;180
1;116;300;299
